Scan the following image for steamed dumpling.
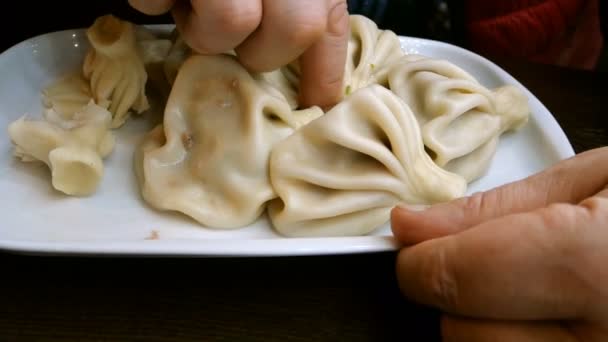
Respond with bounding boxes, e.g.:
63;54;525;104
83;14;150;128
7;100;115;196
135;54;322;229
343;15;404;94
384;54;530;182
268;85;467;237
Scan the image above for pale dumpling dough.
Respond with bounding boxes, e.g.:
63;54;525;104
343;15;404;94
385;54;530;182
41;73;98;118
7;100;115;196
135;54;322;229
255;66;300;110
268;85;467;237
83;14;149;128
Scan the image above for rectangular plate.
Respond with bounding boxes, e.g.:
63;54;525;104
0;25;575;256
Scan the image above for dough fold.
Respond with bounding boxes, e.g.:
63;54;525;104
268;85;467;237
83;14;150;128
8;100;115;196
384;54;530;181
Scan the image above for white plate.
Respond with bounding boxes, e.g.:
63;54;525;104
0;25;575;256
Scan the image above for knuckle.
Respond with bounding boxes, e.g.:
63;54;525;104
461;191;493;218
541;203;581;231
310;71;343;95
533;203;587;258
281;12;327;45
214;2;262;34
423;245;460;310
579;196;608;216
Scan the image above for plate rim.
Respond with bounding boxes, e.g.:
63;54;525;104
0;26;575;257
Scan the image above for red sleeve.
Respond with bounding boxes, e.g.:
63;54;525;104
464;0;604;69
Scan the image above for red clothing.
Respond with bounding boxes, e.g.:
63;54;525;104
464;0;604;70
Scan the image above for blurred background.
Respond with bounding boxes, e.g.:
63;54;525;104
1;0;606;72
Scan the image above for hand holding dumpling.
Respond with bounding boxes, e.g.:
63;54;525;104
392;147;608;341
128;0;349;109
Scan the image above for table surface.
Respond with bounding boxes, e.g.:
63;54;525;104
1;9;608;342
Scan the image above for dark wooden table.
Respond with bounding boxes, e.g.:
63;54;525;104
2;4;608;342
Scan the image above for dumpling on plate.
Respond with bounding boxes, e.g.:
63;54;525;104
384;54;530;182
7;100;115;196
83;14;150;128
342;15;404;95
135;54;322;229
267;85;467;237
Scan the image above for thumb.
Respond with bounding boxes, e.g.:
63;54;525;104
391;146;608;245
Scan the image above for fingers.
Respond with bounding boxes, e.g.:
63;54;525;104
392;146;608;245
236;0;329;72
172;0;262;54
396;201;606;320
298;0;349;109
132;0;349;109
128;0;175;15
441;316;579;342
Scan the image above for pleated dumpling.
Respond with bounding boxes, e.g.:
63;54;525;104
7;100;115;196
268;85;467;237
135;54;322;229
83;14;149;128
385;54;530;182
342;15;404;94
41;73;100;119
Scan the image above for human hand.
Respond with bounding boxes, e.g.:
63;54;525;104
391;146;608;341
128;0;349;109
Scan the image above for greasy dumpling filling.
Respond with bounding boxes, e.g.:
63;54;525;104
7;101;115;196
83;14;150;128
268;85;467;237
134;54;322;229
384;54;530;182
